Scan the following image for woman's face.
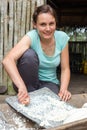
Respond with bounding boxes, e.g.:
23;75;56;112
34;13;56;41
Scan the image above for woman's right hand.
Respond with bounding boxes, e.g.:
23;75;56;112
17;87;30;105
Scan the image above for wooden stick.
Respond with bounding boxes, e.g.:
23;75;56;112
20;0;27;37
1;0;8;86
0;0;4;85
26;0;31;32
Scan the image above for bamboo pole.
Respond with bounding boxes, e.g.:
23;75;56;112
16;0;22;40
37;0;45;6
14;0;18;45
37;0;42;6
8;0;14;50
20;0;27;37
30;0;36;29
0;0;4;85
0;0;8;86
26;0;31;32
3;0;9;87
44;0;47;4
3;0;8;57
7;0;14;93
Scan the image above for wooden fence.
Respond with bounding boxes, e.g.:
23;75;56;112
0;0;46;89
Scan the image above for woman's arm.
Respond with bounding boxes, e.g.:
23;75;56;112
2;35;31;105
58;44;71;101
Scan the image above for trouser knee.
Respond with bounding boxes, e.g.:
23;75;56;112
17;49;39;66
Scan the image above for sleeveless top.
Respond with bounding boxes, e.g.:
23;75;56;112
26;29;70;84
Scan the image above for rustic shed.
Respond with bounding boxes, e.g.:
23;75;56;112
48;0;87;73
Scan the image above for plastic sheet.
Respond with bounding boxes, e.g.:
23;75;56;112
6;87;76;128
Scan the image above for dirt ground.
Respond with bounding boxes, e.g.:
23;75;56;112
69;73;87;94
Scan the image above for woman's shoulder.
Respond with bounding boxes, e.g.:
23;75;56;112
26;29;38;36
54;30;70;42
54;30;68;37
54;30;70;51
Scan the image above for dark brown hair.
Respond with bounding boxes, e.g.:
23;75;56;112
33;4;57;24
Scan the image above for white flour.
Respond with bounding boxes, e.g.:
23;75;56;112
0;110;35;130
5;88;87;128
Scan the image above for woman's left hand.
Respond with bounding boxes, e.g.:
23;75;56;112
58;89;71;102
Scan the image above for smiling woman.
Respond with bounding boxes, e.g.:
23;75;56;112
33;13;56;56
2;4;71;105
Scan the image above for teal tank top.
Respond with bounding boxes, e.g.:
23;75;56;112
26;29;70;84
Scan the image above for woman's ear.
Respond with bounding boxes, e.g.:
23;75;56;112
33;22;36;29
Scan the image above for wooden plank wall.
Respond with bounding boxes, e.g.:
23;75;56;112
0;0;46;87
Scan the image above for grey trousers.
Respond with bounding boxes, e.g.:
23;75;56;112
13;49;59;94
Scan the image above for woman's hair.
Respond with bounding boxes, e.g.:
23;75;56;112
33;4;57;24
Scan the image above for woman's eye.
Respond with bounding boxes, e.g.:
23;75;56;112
40;23;46;26
40;22;55;27
50;22;54;26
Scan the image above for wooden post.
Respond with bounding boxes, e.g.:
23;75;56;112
0;0;4;86
20;0;27;37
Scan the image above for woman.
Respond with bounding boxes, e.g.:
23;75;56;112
2;4;71;105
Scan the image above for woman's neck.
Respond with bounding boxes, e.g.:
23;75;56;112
40;37;54;45
40;37;55;56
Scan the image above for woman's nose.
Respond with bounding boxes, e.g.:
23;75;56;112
46;25;50;31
